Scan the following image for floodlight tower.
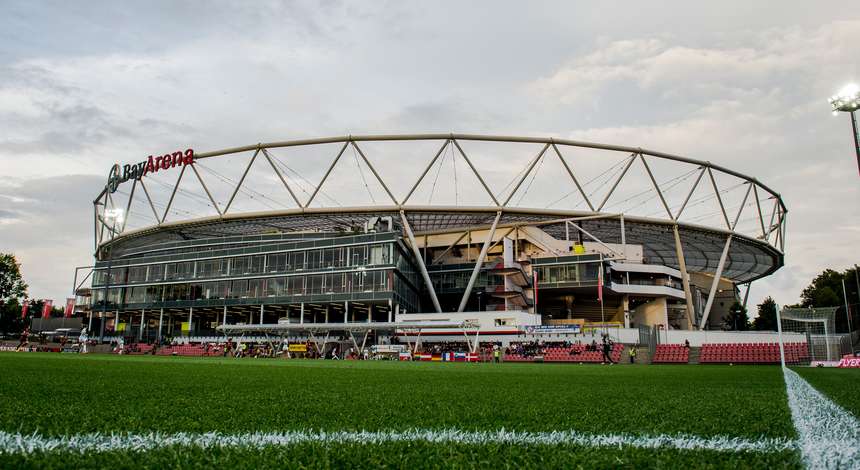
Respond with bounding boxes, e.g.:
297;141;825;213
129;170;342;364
828;83;860;175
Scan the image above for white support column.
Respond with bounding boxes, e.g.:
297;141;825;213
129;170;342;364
222;305;227;326
259;304;264;325
187;307;193;337
623;295;630;329
620;214;626;257
700;235;733;330
300;303;304;324
139;309;145;341
157;308;164;342
400;211;442;313
325;305;329;324
672;224;695;330
345;301;349;323
88;311;93;331
367;305;372;324
458;211;502;312
388;299;393;323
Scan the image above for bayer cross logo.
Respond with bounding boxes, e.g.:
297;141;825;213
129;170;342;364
106;164;122;193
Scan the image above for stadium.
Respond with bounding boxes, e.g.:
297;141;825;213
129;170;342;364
68;133;792;351
6;134;858;469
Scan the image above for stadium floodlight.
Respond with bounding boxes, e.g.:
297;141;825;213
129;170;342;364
828;83;860;175
104;208;124;226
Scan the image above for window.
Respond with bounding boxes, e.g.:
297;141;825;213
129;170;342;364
265;278;285;297
127;266;148;283
127;286;147;303
147;264;164;282
351;246;367;266
267;253;287;273
109;268;127;285
307;250;322;270
229;280;248;298
307;275;323;295
145;285;163;302
92;270;108;286
197;259;228;278
290;252;305;270
369;244;388;265
230;256;263;276
287;277;304;295
166;262;194;281
247;279;263;298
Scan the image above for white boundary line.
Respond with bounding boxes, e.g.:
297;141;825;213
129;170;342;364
0;429;795;456
782;368;860;469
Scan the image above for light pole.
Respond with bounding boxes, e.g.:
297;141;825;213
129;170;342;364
828;83;860;176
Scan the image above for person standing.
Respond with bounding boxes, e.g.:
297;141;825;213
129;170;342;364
628;346;637;364
601;335;615;364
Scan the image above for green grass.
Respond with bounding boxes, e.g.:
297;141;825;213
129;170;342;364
793;367;860;418
0;354;794;438
0;354;806;468
0;443;802;469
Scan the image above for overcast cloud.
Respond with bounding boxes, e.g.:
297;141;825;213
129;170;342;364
0;1;858;313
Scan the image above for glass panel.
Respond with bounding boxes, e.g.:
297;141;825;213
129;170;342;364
127;266;148;283
147;264;164;282
229;280;248;298
265;278;285;297
109;268;127;285
92;270;107;287
267;253;287;273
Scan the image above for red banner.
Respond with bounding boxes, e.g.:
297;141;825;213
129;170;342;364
21;302;29;319
64;298;76;318
42;300;53;319
838;354;860;368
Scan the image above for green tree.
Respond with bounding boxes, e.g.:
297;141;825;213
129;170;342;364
753;296;778;331
722;301;750;331
0;253;28;302
798;266;859;333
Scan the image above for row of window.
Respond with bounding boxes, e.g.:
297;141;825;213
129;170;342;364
93;270;393;305
533;263;600;285
94;244;393;286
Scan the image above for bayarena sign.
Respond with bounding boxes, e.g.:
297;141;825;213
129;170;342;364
107;148;194;193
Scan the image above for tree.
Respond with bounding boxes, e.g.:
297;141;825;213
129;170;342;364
753;296;778;331
798;267;859;333
722;301;750;331
0;253;28;303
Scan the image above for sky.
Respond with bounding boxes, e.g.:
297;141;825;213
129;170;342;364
0;1;858;314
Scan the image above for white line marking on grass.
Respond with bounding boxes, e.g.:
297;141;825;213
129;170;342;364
783;367;860;469
0;429;795;455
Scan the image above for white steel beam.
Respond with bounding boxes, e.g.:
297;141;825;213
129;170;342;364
706;167;732;230
190;163;223;216
350;141;399;205
261;149;302;208
672;224;695;330
639;155;673;220
502;143;549;206
305;142;349;208
597;154;637;211
552;143;594;211
451;139;501;206
400;211;442;313
700;234;733;330
675;167;706;220
224;149;259;214
458;211;502;312
402;139;449;205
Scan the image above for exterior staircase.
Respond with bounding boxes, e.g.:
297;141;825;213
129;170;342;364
687;346;701;364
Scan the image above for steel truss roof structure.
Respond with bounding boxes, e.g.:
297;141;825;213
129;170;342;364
92;134;787;319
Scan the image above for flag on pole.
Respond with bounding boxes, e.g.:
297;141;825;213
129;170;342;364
21;301;29;319
42;300;53;319
597;268;604;304
64;298;76;318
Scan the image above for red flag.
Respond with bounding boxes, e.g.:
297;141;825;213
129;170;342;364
64;298;76;318
21;301;29;319
42;300;53;319
598;268;604;304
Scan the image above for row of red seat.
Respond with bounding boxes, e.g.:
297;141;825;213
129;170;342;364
505;343;624;363
652;344;689;364
700;342;808;364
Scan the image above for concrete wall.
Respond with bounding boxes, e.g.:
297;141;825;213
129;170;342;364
632;297;668;327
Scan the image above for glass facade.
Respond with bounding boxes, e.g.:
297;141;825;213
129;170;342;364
91;233;419;312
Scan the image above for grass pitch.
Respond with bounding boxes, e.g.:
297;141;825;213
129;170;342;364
0;354;848;468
